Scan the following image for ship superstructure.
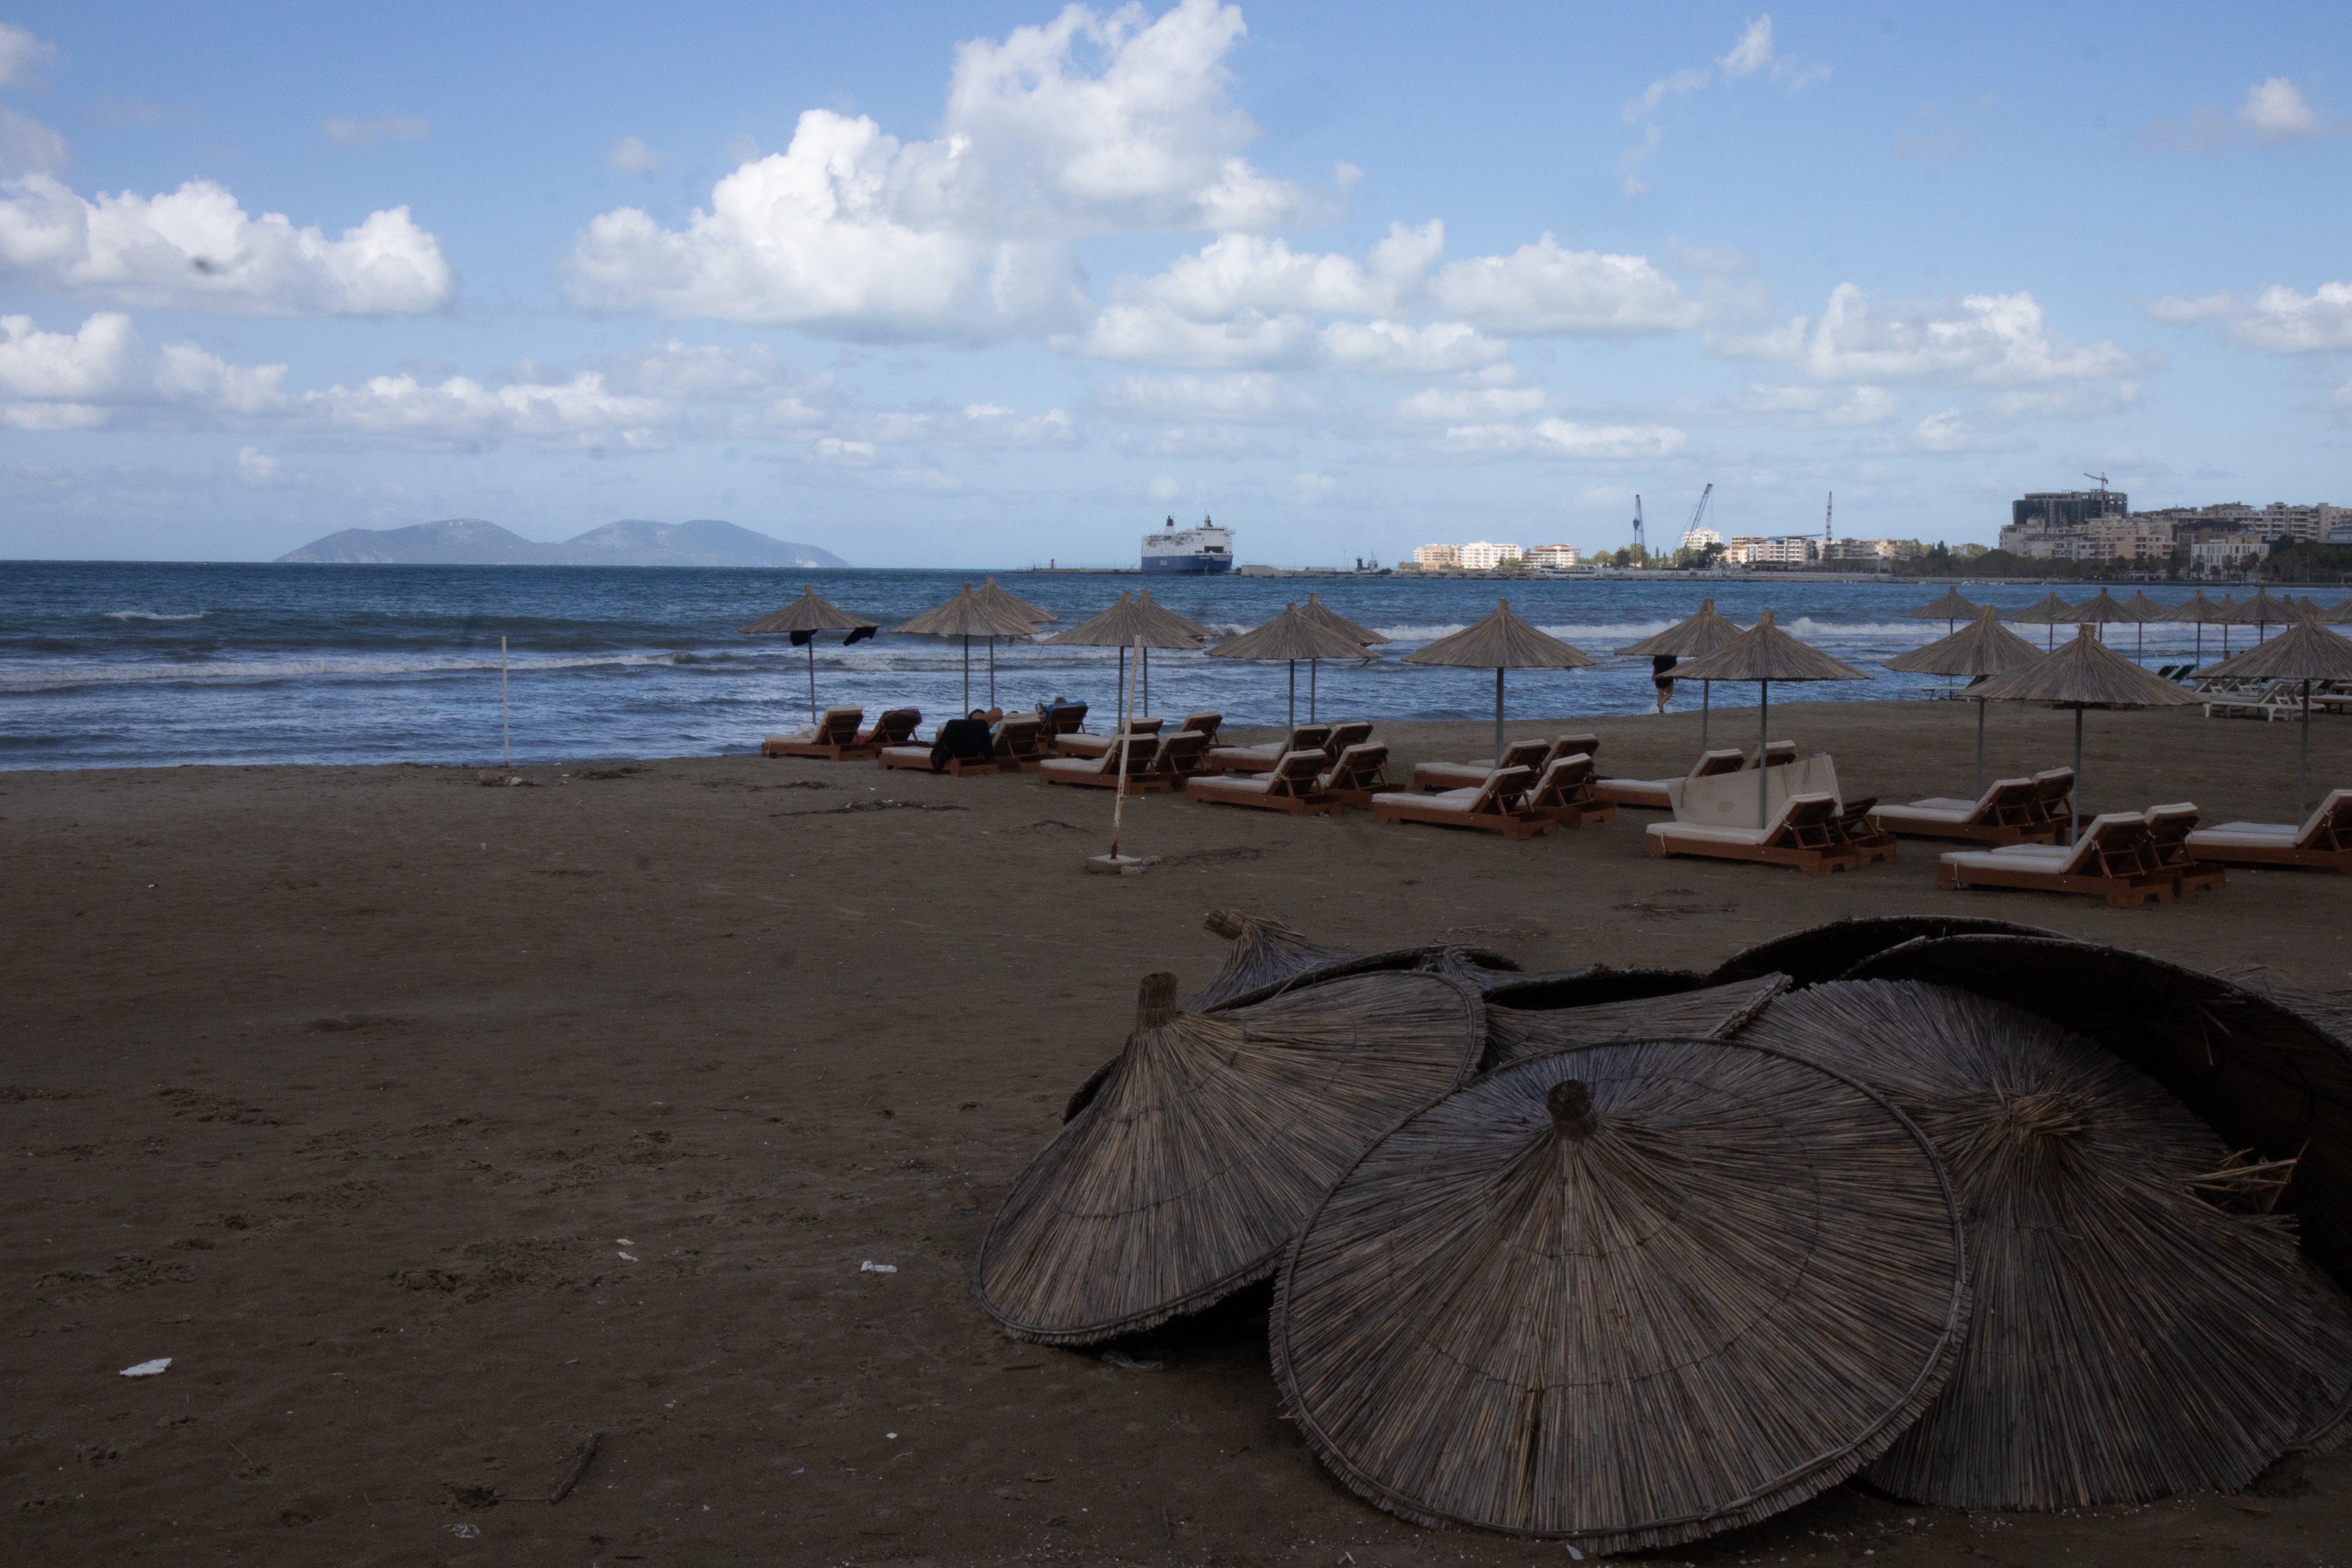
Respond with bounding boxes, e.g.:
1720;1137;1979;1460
1141;515;1234;575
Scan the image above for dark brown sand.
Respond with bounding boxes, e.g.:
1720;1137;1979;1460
4;697;2348;1566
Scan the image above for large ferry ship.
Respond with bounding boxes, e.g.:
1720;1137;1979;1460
1141;515;1234;575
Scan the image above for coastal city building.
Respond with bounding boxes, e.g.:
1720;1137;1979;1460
1679;526;1723;552
1456;541;1524;570
2000;495;2340;561
2011;488;2129;532
1726;535;1819;566
1525;543;1581;568
1411;543;1461;568
2191;533;2272;571
1821;537;1919;566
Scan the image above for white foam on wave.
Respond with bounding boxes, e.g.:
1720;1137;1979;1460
0;650;695;692
104;610;207;622
1372;624;1470;642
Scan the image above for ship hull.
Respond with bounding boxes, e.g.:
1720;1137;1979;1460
1142;554;1234;576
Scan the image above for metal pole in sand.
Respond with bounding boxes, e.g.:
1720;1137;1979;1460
1493;668;1506;769
1090;635;1147;876
1701;680;1711;751
987;637;996;709
806;640;817;728
501;637;511;770
1758;680;1771;829
2070;706;2083;845
1974;696;1986;797
1310;658;1318;722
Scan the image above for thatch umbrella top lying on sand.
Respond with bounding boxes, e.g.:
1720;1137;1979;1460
1271;1038;1969;1550
1402;600;1595;762
1182;909;1517;1013
1708;914;2060;989
1846;933;2352;1276
974;967;1487;1345
1733;978;2352;1508
1479;973;1790;1070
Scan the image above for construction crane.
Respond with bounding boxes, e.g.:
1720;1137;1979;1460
1631;494;1644;555
1825;490;1833;543
1687;483;1713;550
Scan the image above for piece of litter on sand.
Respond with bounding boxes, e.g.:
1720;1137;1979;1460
446;1521;481;1539
1101;1350;1163;1373
1567;1547;1583;1561
614;1238;633;1245
860;1260;897;1274
119;1358;171;1378
616;1251;637;1262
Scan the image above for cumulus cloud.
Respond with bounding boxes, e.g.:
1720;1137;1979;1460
2150;281;2352;353
0;107;68;178
0;174;456;315
1432;417;1687;462
1383;386;1549;424
324;114;430;145
564;0;1300;338
1070;302;1506;374
1726;283;2140;389
0;23;57;87
235;445;281;485
2145;76;2334;151
1679;383;1902;429
2240;77;2320;143
1620;14;1827;196
1091;370;1321;423
1291;471;1337;502
608;135;662;174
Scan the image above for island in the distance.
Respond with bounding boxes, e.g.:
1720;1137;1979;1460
277;517;848;569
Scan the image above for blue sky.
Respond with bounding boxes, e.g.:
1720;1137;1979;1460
0;1;2345;564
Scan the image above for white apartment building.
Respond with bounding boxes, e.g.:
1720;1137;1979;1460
1525;543;1581;568
1457;541;1524;570
1412;543;1462;568
1725;535;1818;566
1679;527;1723;552
2192;533;2272;570
1821;537;1915;565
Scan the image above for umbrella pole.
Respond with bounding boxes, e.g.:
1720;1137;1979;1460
1142;646;1150;719
2303;679;2312;820
1287;661;1296;728
987;636;996;708
1309;658;1318;722
807;640;817;728
1975;697;1986;797
962;635;971;711
1758;681;1770;829
1701;680;1711;750
1494;668;1505;767
1109;636;1142;863
1116;646;1127;724
2071;706;2083;845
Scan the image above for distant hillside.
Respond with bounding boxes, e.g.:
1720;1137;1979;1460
278;517;848;568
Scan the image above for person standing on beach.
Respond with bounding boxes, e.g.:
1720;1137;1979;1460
1651;655;1677;714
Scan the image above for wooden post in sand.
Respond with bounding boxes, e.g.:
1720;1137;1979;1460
501;637;511;770
1090;636;1149;875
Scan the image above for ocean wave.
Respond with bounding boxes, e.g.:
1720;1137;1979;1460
103;610;208;622
0;650;701;692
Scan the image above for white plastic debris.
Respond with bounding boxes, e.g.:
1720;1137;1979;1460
860;1260;897;1274
614;1238;633;1245
119;1358;171;1378
617;1251;637;1262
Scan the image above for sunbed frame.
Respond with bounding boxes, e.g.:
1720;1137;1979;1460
876;714;1046;776
1370;766;1549;840
764;706;866;760
1207;724;1334;775
1317;743;1390;808
1834;797;1899;866
1527;754;1615;829
1867;777;2055;846
1182;750;1337;816
1054;716;1163;760
2141;804;2226;896
2183;790;2352;874
1937;813;2175;909
1038;732;1181;793
1645;793;1862;876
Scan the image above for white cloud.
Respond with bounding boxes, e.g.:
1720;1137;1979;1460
1434;418;1687;462
0;175;456;315
1291;471;1337;503
0;107;67;178
1091;370;1320;423
1334;161;1363;188
1719;17;1775;80
1146;425;1261;457
235;445;281;485
608;135;662;174
1146;473;1183;500
1430;236;1702;335
2240;77;2319;143
1685;383;1902;428
564;0;1299;338
2150;282;2352;353
1902;408;2007;453
1385;386;1549;424
859;402;1078;448
0;23;57;86
1620;15;1826;198
1729;283;2139;390
324;114;431;145
1068;302;1506;375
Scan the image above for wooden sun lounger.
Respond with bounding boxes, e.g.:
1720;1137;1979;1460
1595;747;1747;810
1039;703;1089;737
2024;768;2076;832
853;708;921;751
1316;743;1390;808
2183;789;2352;873
1182;749;1336;816
1867;777;2054;846
1036;731;1174;792
763;706;865;759
1835;797;1899;866
1054;717;1163;759
1645;792;1861;876
1937;813;2174;909
876;714;1047;776
1411;735;1563;794
1321;721;1374;759
1527;754;1615;829
2142;803;2226;896
1370;766;1548;840
1747;739;1798;769
1207;724;1333;774
1178;711;1223;745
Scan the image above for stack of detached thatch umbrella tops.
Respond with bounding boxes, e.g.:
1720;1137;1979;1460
973;910;2352;1552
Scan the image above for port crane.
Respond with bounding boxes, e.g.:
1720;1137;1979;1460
1631;494;1644;555
1686;483;1713;553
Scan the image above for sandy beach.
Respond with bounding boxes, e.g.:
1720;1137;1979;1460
5;696;2350;1566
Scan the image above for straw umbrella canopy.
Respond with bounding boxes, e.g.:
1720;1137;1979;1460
1206;603;1374;725
1970;623;2195;841
2056;586;2131;642
2004;591;2076;651
2160;587;2231;667
2199;607;2352;817
1270;1038;1970;1549
1846;933;2352;1275
1671;610;1873;827
1708;914;2062;990
1181;909;1517;1014
1733;978;2352;1508
1133;587;1215;643
1043;591;1201;719
1883;605;2052;792
2322;597;2352;626
2113;589;2171;665
736;583;880;727
891;583;1040;710
2218;585;2296;644
973;967;1486;1345
1300;591;1384;646
1906;584;1980;632
974;575;1054;626
1402;600;1597;764
1479;973;1790;1070
1617;597;1748;747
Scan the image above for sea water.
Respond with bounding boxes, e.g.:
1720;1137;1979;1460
0;561;2234;770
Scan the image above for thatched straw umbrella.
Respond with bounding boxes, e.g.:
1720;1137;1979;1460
1402;601;1597;762
2056;586;2131;643
2219;585;2296;645
1301;591;1383;647
975;575;1054;626
1906;584;1979;633
2198;607;2352;817
1206;604;1373;725
1970;623;2195;841
1616;598;1747;746
892;583;1040;710
2161;587;2229;666
1733;978;2352;1507
2004;591;2076;651
1671;610;1873;827
974;967;1486;1345
737;584;880;727
1709;915;2060;989
1270;1038;1969;1548
1044;592;1202;719
1479;973;1789;1070
2114;589;2171;665
1133;587;1213;642
1884;605;2050;792
1846;933;2352;1275
2323;597;2352;626
1182;909;1516;1013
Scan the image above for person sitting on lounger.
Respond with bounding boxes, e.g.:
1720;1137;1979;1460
1651;655;1677;715
931;710;996;773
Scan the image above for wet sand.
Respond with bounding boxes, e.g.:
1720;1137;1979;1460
4;696;2348;1565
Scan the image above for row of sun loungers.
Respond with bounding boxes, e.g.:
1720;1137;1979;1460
1593;741;1796;810
1939;805;2223;908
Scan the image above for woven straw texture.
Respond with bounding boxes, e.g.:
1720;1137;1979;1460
892;583;1040;638
1208;604;1370;662
1044;592;1202;650
1906;587;1980;621
2163;589;2229;624
976;575;1055;623
2004;593;2075;627
736;584;877;635
1710;916;2062;988
1884;606;2049;677
1271;1038;1969;1548
2199;610;2352;682
1972;624;2194;706
1133;588;1213;642
1402;601;1596;671
1483;974;1790;1069
1303;592;1384;644
1615;598;1748;658
1671;610;1872;684
1734;979;2352;1507
975;968;1486;1345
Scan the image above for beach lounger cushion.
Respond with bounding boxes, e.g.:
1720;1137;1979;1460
1595;747;1747;810
1182;750;1335;815
1053;717;1164;759
763;706;866;758
2184;790;2352;869
1938;813;2171;908
1207;724;1333;774
1369;766;1548;838
1411;737;1553;795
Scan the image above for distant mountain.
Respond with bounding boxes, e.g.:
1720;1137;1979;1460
277;517;848;569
